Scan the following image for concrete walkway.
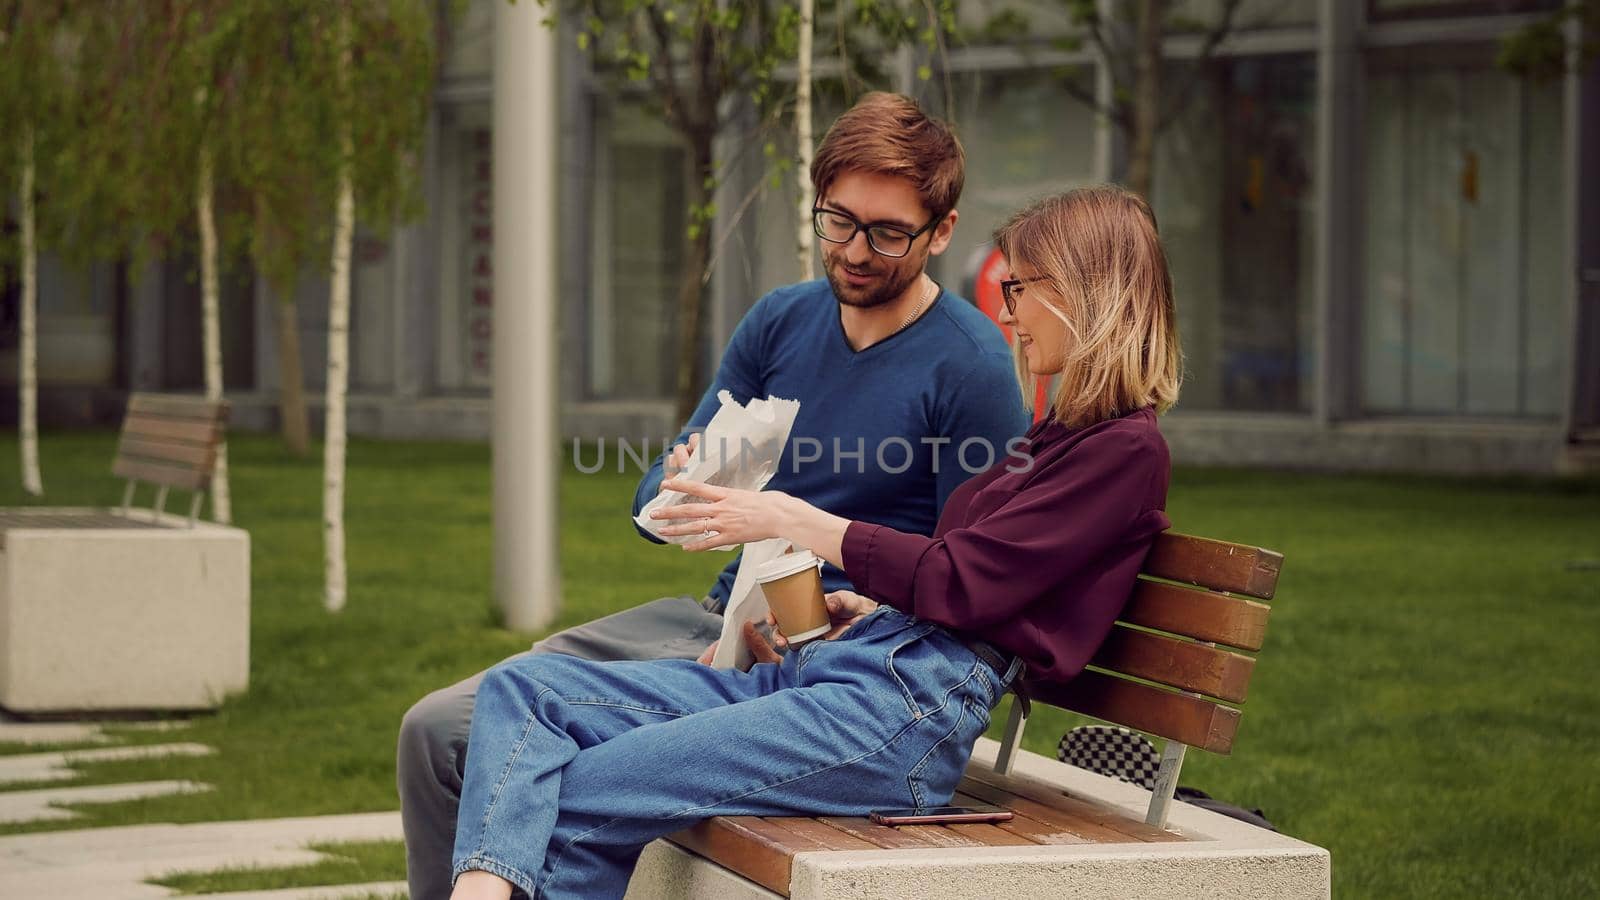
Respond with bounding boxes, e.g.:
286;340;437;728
0;713;408;898
0;811;405;899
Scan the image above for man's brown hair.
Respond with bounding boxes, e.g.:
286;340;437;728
810;92;965;220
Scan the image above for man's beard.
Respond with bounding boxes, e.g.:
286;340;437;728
824;254;922;310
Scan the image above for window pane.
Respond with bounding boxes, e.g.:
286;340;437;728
938;68;1101;293
1361;47;1567;417
588;101;684;400
440;0;493;82
1155;53;1318;413
1370;0;1559;21
432;101;493;392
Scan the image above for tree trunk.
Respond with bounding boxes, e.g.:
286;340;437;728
324;7;354;613
1125;0;1165;199
795;0;816;281
272;291;311;456
197;143;231;523
18;129;42;497
672;133;715;426
255;197;310;456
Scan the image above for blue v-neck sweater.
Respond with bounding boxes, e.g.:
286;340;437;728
632;278;1028;608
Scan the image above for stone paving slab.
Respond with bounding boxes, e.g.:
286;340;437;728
0;713;191;747
0;811;403;900
204;881;407;899
0;780;213;825
0;743;215;785
0;720;112;746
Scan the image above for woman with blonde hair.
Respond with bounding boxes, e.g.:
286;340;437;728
448;186;1181;900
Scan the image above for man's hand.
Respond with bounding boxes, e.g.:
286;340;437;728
661;433;701;488
770;590;878;649
695;621;782;668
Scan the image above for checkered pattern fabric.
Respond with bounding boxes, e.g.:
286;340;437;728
1057;725;1160;790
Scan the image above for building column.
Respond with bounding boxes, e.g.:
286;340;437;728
1313;0;1362;424
1567;16;1600;438
492;0;562;631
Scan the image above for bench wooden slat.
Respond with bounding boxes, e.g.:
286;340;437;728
957;778;1138;843
1089;624;1256;703
667;816;807;895
948;821;1039;846
126;393;229;422
120;415;223;447
960;773;1182;843
760;816;879;851
952;789;1093;845
1123;580;1271;651
816;816;951;849
1029;670;1242;755
115;436;218;471
1143;533;1282;599
111;456;211;492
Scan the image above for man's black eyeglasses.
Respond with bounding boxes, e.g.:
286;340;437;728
999;276;1047;316
812;207;942;259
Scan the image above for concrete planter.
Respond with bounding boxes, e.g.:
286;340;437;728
0;510;249;712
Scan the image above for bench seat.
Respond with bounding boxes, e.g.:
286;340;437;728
637;737;1330;899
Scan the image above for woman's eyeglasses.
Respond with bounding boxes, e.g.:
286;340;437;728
999;276;1048;316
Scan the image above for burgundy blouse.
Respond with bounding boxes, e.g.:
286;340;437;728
842;407;1170;684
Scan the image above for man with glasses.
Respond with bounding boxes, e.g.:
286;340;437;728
397;91;1026;900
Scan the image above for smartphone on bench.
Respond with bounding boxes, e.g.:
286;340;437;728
868;805;1014;826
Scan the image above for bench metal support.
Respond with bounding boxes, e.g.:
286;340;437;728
993;697;1029;776
120;481;137;516
186;491;204;528
1145;740;1188;828
154;486;169;519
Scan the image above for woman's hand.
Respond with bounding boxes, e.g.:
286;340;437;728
770;590;879;649
650;479;796;551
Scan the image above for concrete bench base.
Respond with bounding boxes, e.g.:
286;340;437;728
627;738;1331;899
0;509;250;713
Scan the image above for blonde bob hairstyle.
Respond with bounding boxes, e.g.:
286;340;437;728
993;186;1181;429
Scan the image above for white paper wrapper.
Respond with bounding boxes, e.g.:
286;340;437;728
709;537;793;670
633;391;801;550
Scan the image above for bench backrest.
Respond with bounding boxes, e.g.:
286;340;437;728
113;393;230;524
993;531;1282;827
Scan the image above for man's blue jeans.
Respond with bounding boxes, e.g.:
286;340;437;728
451;608;1015;899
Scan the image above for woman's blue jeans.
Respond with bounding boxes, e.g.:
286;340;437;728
451;607;1017;899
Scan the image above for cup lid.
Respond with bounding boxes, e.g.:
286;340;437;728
753;548;821;582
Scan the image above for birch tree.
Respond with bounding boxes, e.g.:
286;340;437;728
0;2;69;497
196;141;231;521
307;0;435;611
16;130;40;496
795;0;815;281
323;4;356;612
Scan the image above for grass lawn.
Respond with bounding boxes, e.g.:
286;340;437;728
1;429;1597;897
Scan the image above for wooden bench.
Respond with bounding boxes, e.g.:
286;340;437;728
645;532;1322;899
110;393;231;525
0;393;250;712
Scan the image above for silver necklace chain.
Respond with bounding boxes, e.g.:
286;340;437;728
898;279;937;333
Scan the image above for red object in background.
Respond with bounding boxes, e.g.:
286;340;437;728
972;246;1050;423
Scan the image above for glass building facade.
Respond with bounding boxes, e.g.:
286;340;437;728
5;0;1596;472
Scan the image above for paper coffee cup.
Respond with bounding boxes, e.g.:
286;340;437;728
754;550;830;644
